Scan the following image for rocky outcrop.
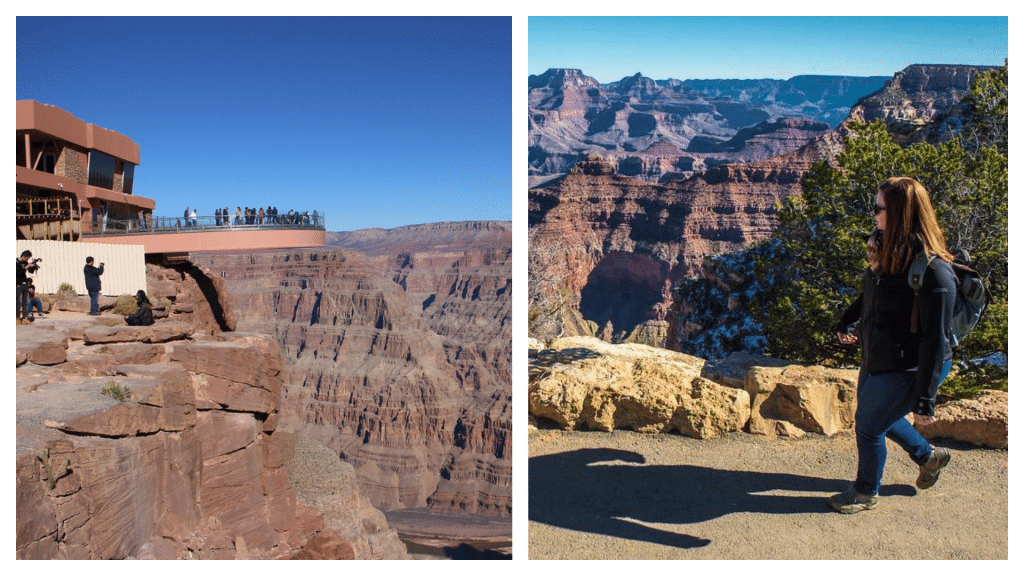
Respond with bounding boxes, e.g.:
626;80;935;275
16;266;406;560
846;64;999;142
528;337;749;438
192;228;511;518
16;327;68;366
920;390;1008;449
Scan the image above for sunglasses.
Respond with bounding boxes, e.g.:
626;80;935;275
872;204;886;215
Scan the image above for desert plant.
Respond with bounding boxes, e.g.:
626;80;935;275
36;448;70;490
112;294;138;316
101;381;131;403
57;282;75;295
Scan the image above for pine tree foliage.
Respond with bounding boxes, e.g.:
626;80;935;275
962;61;1008;154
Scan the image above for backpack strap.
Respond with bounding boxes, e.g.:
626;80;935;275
907;251;936;334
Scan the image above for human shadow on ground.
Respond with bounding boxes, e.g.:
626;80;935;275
529;447;915;549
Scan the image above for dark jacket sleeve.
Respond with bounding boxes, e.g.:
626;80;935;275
836;293;863;334
914;261;956;416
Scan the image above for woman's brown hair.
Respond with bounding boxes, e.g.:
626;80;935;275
877;177;954;275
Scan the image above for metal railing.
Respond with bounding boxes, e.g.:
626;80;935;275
82;212;327;235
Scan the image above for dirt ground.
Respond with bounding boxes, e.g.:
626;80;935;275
528;428;1008;560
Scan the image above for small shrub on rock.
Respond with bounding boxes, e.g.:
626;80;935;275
101;381;131;403
112;294;138;316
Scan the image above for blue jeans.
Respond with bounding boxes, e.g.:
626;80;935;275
17;284;29;319
89;290;100;314
853;360;952;495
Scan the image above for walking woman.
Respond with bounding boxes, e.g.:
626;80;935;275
831;177;956;513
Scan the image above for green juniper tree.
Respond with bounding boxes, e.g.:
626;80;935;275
754;110;1007;396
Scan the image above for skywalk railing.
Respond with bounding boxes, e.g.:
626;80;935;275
82;212;327;235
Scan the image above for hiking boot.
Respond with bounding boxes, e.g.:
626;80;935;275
828;489;878;514
917;447;951;490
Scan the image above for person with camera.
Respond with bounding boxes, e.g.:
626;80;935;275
830;177;956;514
16;250;41;325
84;256;105;316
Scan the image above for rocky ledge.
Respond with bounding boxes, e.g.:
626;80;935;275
16;263;408;560
529;337;1007;449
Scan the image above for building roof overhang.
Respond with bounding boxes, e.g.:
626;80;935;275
17;100;141;165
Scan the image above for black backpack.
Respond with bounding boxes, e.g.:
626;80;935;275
908;249;990;347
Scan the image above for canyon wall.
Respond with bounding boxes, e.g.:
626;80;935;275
528;150;813;345
192;222;512;517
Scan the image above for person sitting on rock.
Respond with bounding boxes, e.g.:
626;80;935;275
125;290;155;326
26;279;46;320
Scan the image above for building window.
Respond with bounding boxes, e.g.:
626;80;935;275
87;151;115;189
39;154;56;174
123;163;135;194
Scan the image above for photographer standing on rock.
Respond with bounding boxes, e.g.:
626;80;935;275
16;250;40;325
830;177;956;514
84;256;104;316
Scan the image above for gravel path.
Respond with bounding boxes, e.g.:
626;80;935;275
529;429;1007;559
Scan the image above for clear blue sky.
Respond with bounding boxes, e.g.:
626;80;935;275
17;16;512;232
529;16;1008;82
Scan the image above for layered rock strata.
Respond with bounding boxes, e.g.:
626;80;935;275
192;236;511;518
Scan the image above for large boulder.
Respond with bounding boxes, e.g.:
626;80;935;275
745;365;858;437
529;337;748;438
920;390;1008;449
672;377;751;439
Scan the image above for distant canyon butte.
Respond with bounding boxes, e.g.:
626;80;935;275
528;65;993;345
193;221;511;518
